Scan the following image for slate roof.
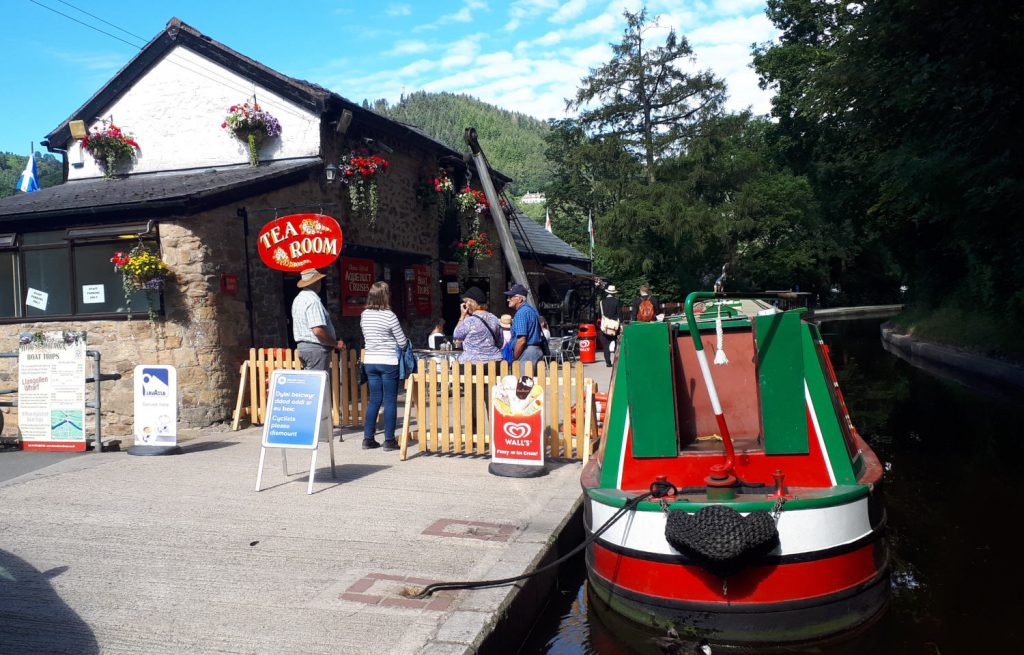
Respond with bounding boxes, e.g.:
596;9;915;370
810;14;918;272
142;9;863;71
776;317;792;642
509;213;590;265
0;158;321;227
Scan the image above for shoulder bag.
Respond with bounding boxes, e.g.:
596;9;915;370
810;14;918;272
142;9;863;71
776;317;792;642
600;301;620;336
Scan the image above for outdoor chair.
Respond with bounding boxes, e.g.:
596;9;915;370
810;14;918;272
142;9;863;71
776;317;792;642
544;337;567;364
556;336;578;364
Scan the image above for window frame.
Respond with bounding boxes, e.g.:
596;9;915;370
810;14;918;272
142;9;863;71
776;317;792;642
0;223;163;323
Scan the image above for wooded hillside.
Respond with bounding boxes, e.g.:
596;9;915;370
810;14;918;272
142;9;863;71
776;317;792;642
0;152;63;198
371;91;551;196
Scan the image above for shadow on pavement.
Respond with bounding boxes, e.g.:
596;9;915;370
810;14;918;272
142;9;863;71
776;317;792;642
0;550;98;654
259;464;392;493
177;439;239;454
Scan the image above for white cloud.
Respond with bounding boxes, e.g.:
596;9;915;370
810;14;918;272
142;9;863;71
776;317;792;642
508;0;560;21
709;0;767;15
386;4;412;16
550;0;589;23
386;40;429;56
316;0;776;124
415;0;490;31
687;14;776;47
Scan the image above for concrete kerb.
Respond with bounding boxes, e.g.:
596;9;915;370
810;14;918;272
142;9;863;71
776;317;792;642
881;323;1024;390
421;362;612;654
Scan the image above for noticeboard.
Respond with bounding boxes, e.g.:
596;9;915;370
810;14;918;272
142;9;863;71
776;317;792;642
18;331;87;452
261;370;330;450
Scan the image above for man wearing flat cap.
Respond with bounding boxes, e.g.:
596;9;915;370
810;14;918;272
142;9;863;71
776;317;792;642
292;268;345;372
504;283;544;366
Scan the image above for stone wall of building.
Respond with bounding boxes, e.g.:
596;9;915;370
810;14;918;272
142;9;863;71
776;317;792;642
0;134;482;440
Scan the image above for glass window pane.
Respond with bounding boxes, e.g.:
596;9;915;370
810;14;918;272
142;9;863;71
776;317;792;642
0;251;17;318
73;243;156;314
23;249;72;316
21;230;66;245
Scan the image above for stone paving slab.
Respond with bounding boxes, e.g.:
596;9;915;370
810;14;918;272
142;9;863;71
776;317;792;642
0;362;613;655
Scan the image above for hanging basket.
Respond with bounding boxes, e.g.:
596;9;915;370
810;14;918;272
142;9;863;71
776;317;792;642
233;129;267;166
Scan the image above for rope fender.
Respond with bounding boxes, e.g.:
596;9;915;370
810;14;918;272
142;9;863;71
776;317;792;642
665;505;779;574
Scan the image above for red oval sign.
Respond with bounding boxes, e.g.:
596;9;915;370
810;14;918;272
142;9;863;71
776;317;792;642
257;214;343;271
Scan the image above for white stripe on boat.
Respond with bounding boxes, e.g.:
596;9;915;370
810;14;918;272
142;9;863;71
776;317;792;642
589;496;873;556
805;380;837;486
615;408;631;491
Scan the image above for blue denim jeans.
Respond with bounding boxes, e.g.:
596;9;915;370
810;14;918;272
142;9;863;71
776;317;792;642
363;363;399;441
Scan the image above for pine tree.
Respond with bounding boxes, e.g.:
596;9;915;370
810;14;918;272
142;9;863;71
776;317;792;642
569;9;726;184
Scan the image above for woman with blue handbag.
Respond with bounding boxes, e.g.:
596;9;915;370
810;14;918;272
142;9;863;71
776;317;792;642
359;281;408;451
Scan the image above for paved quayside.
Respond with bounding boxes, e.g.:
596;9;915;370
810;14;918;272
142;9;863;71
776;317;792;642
0;362;613;655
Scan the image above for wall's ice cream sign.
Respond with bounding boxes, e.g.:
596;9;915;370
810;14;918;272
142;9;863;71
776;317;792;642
257;214;343;271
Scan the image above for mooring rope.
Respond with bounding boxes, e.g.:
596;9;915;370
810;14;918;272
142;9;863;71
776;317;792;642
412;487;664;599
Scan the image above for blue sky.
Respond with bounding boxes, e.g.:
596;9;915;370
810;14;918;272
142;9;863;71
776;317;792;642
1;0;777;156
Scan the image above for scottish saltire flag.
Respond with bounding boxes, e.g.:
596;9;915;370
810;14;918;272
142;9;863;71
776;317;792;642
588;211;595;256
16;152;39;193
544;208;553;233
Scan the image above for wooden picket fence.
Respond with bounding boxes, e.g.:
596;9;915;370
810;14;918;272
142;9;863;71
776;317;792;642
397;359;600;463
232;349;602;465
231;347;369;430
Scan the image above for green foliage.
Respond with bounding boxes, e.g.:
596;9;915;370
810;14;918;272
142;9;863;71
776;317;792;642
543;118;643;257
570;9;726;184
375;91;551;195
0;151;64;198
755;0;1024;316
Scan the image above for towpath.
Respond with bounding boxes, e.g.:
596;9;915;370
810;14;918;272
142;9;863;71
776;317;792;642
0;362;612;655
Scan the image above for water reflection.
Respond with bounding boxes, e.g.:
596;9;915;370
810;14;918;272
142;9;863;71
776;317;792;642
518;319;1024;654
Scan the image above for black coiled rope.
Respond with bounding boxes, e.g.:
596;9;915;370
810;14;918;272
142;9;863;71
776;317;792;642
413;483;671;599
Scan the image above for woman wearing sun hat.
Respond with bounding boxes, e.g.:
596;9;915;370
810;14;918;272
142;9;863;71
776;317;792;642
499;314;513;347
598;284;623;367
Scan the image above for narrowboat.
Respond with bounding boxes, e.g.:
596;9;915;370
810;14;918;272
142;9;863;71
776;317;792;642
582;292;888;645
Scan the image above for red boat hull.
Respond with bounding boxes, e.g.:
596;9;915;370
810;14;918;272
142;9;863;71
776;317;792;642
586;537;890;644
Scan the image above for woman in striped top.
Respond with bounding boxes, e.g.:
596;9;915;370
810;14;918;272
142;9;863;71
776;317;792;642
359;281;408;451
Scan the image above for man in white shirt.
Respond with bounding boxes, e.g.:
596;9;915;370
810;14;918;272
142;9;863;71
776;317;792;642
292;268;345;371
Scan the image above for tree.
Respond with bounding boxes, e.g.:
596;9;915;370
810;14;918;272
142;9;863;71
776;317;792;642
0;151;63;198
754;0;1024;313
568;8;726;184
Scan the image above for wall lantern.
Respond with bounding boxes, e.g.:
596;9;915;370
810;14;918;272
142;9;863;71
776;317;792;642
69;120;88;140
324;163;338;184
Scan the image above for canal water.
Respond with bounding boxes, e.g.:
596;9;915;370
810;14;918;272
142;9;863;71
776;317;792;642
517;318;1024;654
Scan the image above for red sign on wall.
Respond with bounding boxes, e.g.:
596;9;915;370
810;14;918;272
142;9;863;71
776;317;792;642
257;214;342;271
414;264;431;315
340;258;374;316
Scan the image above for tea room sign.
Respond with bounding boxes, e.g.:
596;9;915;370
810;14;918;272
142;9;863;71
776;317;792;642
257;214;343;271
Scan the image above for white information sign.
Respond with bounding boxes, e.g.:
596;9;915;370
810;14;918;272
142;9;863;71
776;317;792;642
82;284;106;304
18;331;87;451
25;288;48;310
255;370;335;494
133;365;177;446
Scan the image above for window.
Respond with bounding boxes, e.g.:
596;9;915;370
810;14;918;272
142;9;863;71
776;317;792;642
0;224;161;321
